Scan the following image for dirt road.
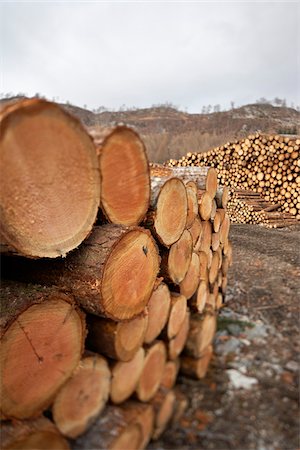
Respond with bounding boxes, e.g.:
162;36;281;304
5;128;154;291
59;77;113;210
149;224;300;450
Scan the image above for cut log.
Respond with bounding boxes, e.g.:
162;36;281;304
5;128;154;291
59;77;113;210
73;405;143;450
190;280;208;313
180;252;200;299
117;401;154;450
90;126;150;226
87;313;147;362
213;210;222;233
160;229;193;284
52;354;110;438
209;251;220;285
206;168;218;198
136;341;166;402
216;292;224;309
168;309;190;360
186;182;199;227
164;293;187;340
146;177;188;246
211;231;220;251
110;347;145;404
151;387;176;440
198;251;209;283
219;213;230;246
144;282;171;344
180;345;213;379
0;282;85;420
184;312;216;358
160;359;180;389
198;191;213;221
188;215;203;249
196;220;212;254
0;99;100;258
3;225;160;321
215;186;229;208
1;416;70;450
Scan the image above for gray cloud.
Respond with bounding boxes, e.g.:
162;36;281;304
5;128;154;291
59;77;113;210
1;2;299;112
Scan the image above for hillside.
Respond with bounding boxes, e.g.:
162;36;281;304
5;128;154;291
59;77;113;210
1;96;299;162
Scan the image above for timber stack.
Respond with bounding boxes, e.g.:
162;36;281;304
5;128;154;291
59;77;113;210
167;133;300;224
0;99;232;450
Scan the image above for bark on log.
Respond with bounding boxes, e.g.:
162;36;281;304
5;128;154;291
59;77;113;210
3;225;160;321
144;282;171;344
136;341;166;402
0;282;85;420
151;387;176;440
73;405;143;450
110;347;145;404
1;417;70;450
52;354;111;438
184;311;216;358
0;99;100;258
160;229;193;284
146;177;188;247
87;313;147;361
90;126;150;226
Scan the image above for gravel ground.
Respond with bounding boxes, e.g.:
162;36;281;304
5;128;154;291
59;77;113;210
149;224;300;450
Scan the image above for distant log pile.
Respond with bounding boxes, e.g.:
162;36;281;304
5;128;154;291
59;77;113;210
167;133;300;225
0;99;232;449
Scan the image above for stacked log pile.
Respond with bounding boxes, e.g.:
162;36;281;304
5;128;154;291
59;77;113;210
167;133;300;224
0;99;232;450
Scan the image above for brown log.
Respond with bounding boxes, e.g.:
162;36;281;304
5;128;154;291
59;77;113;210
136;341;166;402
0;282;85;420
184;311;216;358
73;405;143;450
164;293;187;339
215;186;229;209
160;359;180;389
144;282;171;344
180;345;213;379
186;182;199;227
206;168;218;198
198;191;213;221
171;388;189;425
3;225;160;321
151;387;176;440
90;126;150;226
0;99;100;258
1;417;70;450
179;252;200;299
110;347;145;404
209;251;220;285
87;313;147;362
117;401;154;450
146;177;188;247
188;215;203;249
190;280;208;313
219;213;230;245
168;309;190;360
196;220;212;254
52;354;110;438
160;229;193;284
211;231;220;251
198;251;209;283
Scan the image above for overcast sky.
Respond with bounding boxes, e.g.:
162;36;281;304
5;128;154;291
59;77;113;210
1;1;299;113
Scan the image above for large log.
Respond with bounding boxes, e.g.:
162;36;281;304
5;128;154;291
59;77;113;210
164;293;187;340
180;345;213;379
168;309;190;360
1;417;70;450
52;354;110;439
151;387;176;440
90;126;150;226
184;311;216;358
160;229;193;284
144;282;171;344
117;401;154;450
3;225;160;321
0;99;100;258
0;282;85;419
136;341;166;402
87;313;147;361
146;177;188;247
110;347;145;404
179;252;200;299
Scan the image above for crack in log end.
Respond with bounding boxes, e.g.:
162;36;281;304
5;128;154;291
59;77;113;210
143;246;148;256
62;305;74;324
16;319;44;364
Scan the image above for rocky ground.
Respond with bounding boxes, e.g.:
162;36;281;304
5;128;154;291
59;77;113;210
149;224;300;450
